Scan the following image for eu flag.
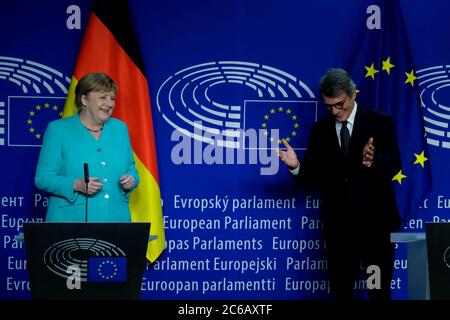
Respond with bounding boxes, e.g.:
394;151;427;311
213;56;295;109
88;257;127;282
244;100;317;150
8;97;63;146
348;0;432;222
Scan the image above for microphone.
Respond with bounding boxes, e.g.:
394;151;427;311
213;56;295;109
83;163;89;222
84;163;89;183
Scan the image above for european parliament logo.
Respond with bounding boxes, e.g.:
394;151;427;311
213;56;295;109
156;61;317;150
158;61;318;174
444;246;450;269
0;56;70;147
417;65;450;149
43;238;127;286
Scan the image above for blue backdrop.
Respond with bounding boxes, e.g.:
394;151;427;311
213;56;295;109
1;0;449;300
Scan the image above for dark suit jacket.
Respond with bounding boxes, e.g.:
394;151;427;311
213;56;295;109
298;105;402;243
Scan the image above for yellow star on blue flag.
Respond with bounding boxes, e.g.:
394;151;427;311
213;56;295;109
348;0;432;220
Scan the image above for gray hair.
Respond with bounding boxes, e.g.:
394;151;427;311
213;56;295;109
318;68;356;98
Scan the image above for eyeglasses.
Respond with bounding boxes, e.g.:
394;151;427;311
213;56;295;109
324;99;347;111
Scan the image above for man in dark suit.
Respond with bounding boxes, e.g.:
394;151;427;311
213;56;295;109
278;68;402;300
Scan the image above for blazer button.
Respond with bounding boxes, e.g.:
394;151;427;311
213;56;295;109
103;178;108;183
104;194;110;199
100;161;106;166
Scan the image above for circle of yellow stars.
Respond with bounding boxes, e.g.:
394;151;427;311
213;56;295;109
361;57;428;185
261;106;300;144
27;102;62;140
97;260;119;280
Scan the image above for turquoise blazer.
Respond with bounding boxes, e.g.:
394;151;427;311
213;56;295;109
35;114;140;222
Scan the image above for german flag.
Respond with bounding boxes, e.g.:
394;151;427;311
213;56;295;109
63;0;165;262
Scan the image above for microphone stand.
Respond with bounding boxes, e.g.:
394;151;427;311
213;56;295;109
84;163;89;223
85;180;89;223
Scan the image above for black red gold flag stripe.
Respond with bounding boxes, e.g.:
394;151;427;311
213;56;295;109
63;0;165;262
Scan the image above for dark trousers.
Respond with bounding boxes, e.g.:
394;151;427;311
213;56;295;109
326;234;395;301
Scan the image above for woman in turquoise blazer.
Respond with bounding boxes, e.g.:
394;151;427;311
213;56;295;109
35;72;139;222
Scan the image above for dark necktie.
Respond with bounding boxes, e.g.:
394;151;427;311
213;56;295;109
340;120;350;160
